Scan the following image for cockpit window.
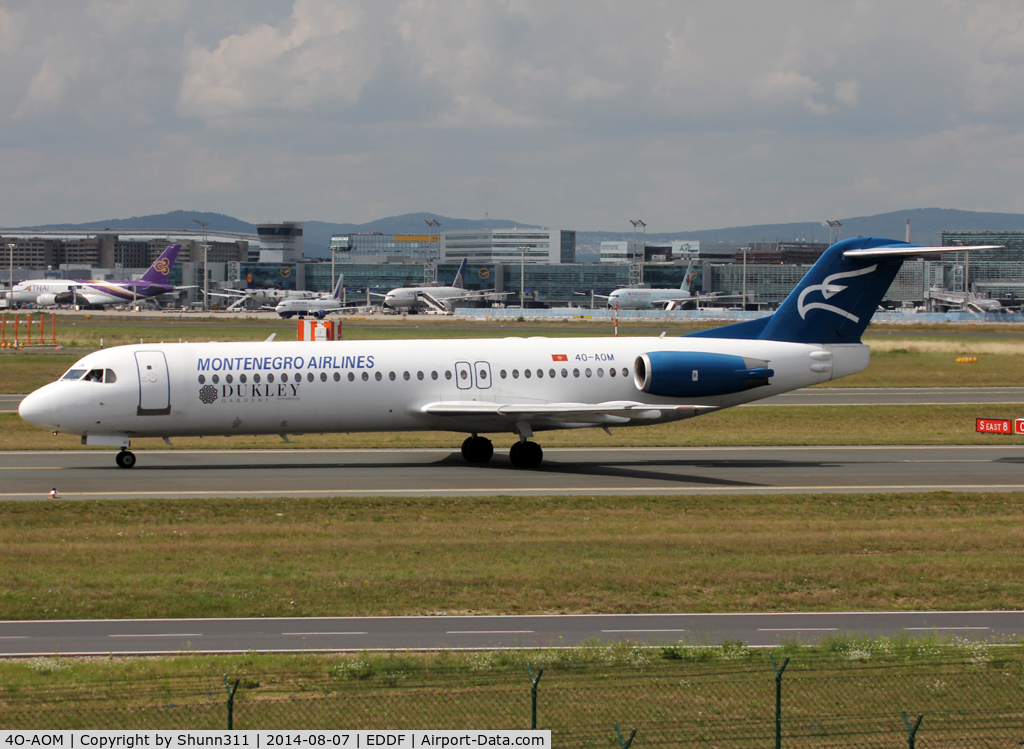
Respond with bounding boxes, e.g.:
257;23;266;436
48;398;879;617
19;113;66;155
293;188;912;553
61;369;87;381
84;369;104;382
104;369;117;384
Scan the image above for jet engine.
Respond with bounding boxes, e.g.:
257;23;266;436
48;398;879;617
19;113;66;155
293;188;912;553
34;293;59;307
634;351;774;398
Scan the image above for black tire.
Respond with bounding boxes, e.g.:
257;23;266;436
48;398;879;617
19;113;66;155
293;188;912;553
116;450;136;469
461;436;494;463
509;441;543;469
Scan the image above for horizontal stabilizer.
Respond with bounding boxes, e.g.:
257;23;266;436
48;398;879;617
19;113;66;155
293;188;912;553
844;245;1002;258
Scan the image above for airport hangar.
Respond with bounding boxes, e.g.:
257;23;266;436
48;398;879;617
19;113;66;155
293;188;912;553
6;225;1024;310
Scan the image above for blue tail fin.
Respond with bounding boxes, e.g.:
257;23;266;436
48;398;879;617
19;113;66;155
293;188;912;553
690;237;923;344
452;259;468;289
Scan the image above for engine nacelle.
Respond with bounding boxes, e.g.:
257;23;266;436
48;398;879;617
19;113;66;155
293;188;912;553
634;351;774;398
35;293;59;307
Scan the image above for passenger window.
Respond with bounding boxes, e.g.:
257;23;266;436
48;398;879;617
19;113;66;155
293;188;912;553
240;374;247;384
348;372;355;382
417;371;424;380
536;369;543;378
334;372;341;382
500;370;507;379
548;369;555;378
255;373;262;383
622;368;629;377
226;374;233;384
478;370;486;380
213;375;220;384
512;369;519;379
585;368;592;377
573;368;580;378
281;373;288;383
609;368;616;377
104;369;117;384
597;368;604;377
307;373;314;382
561;368;568;378
405;371;412;380
320;372;327;382
361;372;369;381
85;369;103;382
389;372;396;381
431;371;438;380
445;371;452;380
524;369;532;379
198;375;206;384
459;370;468;380
62;369;87;381
375;372;382;381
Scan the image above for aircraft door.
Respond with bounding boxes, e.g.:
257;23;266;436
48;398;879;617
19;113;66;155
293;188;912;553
473;361;492;389
454;361;473;390
135;351;171;415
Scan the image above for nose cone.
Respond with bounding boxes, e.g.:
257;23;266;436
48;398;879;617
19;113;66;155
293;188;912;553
19;389;57;430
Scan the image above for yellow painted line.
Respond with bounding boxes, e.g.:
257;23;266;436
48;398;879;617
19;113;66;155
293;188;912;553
2;484;1024;498
0;466;65;470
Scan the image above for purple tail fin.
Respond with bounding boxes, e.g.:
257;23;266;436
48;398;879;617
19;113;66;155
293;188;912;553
140;244;181;284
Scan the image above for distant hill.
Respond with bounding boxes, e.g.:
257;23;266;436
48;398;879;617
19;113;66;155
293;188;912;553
10;207;1024;262
10;211;536;259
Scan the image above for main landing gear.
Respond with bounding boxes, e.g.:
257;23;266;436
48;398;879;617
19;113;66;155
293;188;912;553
461;434;494;463
509;440;543;469
115;449;137;469
459;434;544;468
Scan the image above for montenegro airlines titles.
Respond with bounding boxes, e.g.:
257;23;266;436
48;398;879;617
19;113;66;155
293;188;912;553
18;237;999;469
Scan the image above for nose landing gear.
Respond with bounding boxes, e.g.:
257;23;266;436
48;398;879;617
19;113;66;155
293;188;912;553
115;449;137;469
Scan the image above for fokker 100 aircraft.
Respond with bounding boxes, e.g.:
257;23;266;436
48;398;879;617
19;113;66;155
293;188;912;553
19;237;997;469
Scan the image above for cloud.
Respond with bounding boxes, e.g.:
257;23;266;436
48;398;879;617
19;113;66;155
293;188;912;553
4;0;1024;232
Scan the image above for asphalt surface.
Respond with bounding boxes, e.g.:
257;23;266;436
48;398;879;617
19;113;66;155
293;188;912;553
2;445;1024;500
5;387;1024;414
0;611;1018;655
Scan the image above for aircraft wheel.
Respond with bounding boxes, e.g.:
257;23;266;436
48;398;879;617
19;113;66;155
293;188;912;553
461;436;494;463
509;441;543;469
115;450;136;469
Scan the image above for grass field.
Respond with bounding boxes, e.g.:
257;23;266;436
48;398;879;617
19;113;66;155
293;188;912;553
3;491;1023;620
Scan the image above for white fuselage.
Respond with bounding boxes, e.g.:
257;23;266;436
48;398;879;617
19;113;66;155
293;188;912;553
19;336;869;440
607;288;692;310
275;295;342;316
383;286;469;310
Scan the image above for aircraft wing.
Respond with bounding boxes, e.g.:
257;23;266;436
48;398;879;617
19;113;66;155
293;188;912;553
420;400;716;425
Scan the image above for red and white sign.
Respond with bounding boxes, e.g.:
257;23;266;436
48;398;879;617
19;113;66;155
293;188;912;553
1015;419;1024;435
297;320;341;341
977;418;1012;434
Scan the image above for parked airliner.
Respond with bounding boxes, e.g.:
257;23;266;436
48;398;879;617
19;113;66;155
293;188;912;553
19;237;997;469
7;244;184;308
273;276;347;318
605;260;697;310
382;259;507;313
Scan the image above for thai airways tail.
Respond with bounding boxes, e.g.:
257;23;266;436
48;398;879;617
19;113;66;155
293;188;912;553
139;244;181;285
689;237;1000;344
681;260;695;291
452;258;468;289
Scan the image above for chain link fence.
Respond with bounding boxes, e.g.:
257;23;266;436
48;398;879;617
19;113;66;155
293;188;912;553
3;648;1024;746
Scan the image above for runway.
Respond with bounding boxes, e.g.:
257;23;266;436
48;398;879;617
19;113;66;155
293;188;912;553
0;611;1019;655
2;445;1023;500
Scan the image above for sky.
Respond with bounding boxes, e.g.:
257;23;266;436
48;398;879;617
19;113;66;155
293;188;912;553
4;0;1024;232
